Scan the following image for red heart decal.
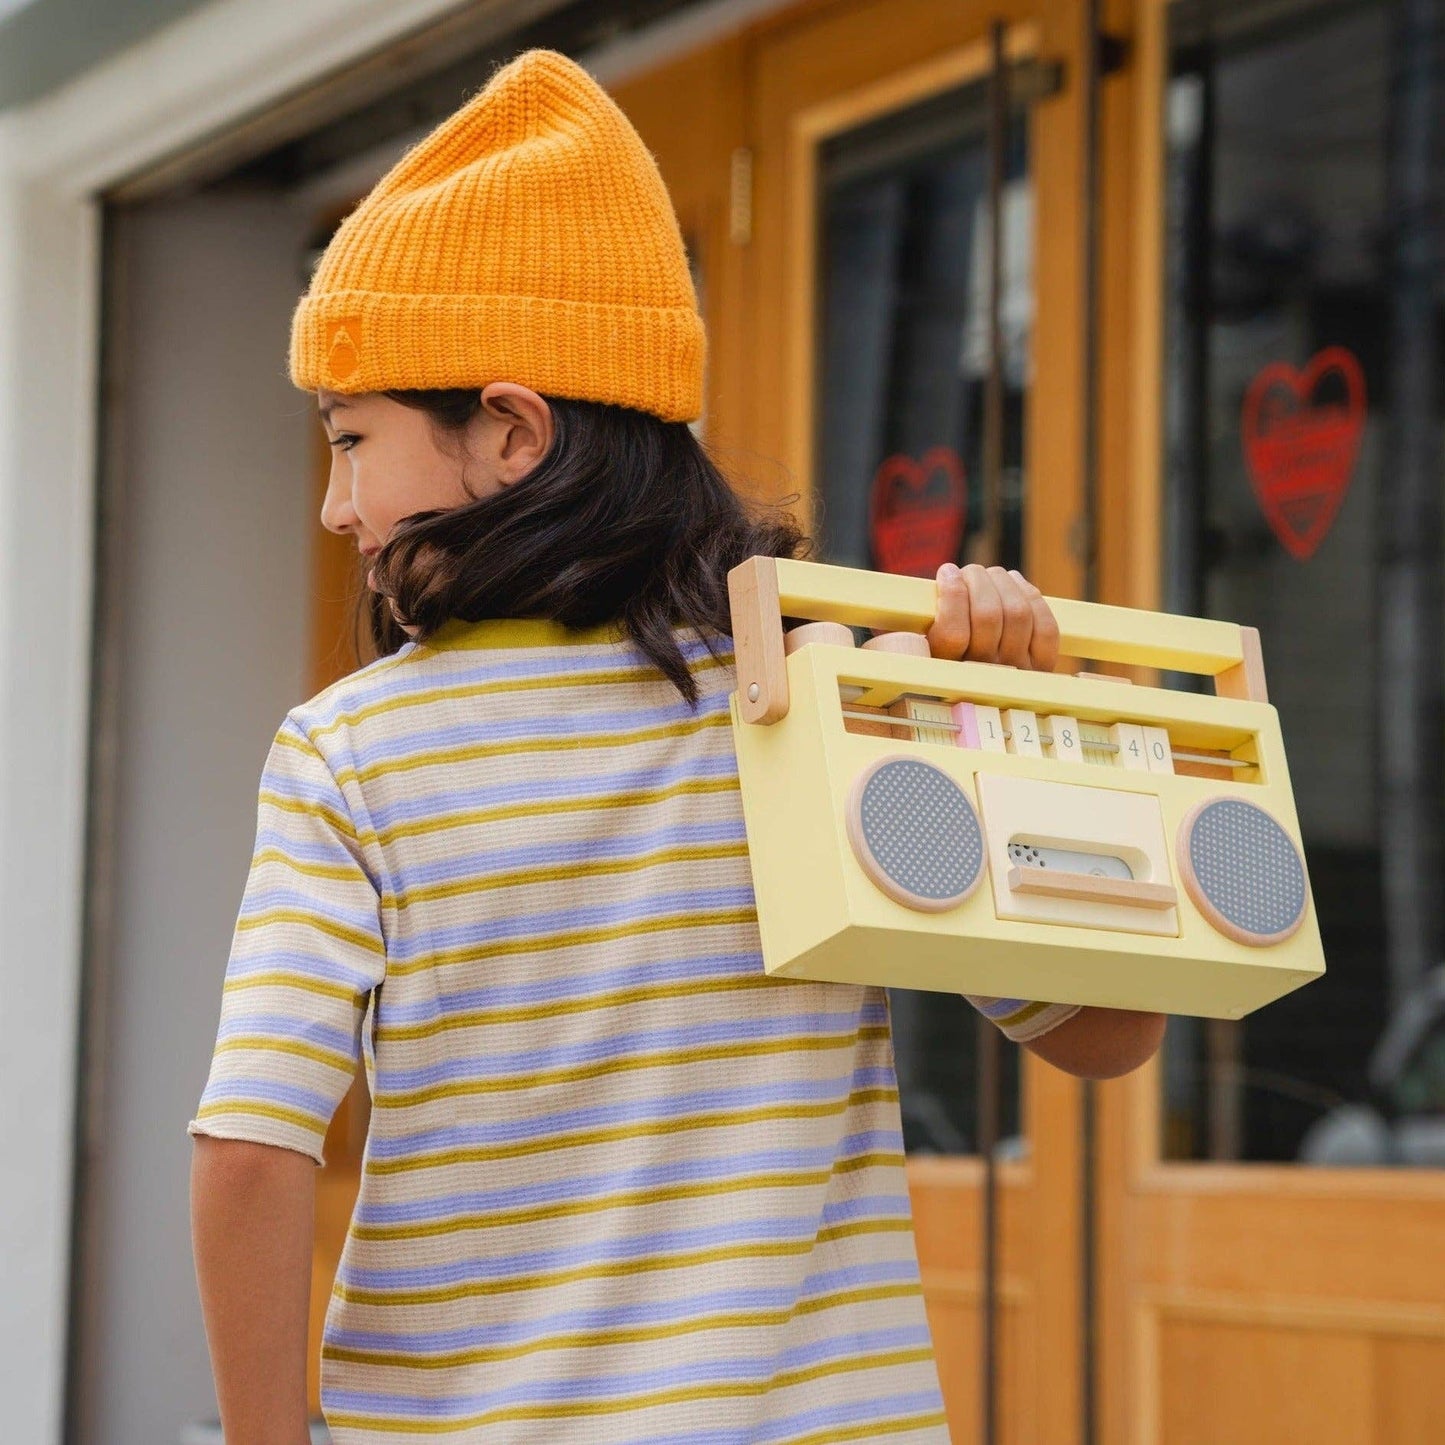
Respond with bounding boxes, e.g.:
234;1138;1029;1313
1241;346;1366;561
868;446;967;577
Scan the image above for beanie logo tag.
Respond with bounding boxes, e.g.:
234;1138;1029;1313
326;316;363;382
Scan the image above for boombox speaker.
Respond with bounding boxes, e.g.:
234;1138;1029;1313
1178;797;1308;947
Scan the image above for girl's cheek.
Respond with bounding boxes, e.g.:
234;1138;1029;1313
350;468;392;539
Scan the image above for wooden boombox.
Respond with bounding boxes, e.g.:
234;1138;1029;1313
726;556;1326;1019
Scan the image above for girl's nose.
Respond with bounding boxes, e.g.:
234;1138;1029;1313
320;462;357;536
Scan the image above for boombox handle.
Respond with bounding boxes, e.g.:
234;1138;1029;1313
727;556;1269;725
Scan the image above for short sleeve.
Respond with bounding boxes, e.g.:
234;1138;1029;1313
963;993;1082;1044
188;719;385;1164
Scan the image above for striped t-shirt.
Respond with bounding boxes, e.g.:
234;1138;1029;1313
190;617;1068;1442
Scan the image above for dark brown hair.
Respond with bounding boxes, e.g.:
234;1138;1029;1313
365;390;810;707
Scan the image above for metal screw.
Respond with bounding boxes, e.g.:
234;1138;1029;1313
747;683;760;702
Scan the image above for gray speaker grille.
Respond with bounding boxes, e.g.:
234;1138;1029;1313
1186;798;1306;940
856;758;984;905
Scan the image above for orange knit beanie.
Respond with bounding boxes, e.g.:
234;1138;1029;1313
289;49;705;422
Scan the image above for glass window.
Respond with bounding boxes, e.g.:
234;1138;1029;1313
815;79;1033;1154
1163;0;1445;1163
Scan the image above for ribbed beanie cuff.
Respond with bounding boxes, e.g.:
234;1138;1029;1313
290;289;705;423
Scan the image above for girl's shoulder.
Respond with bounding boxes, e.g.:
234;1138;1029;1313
286;641;429;745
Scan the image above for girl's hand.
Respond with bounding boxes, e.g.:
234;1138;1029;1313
925;562;1060;671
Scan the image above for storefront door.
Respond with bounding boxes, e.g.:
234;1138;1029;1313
1094;4;1445;1442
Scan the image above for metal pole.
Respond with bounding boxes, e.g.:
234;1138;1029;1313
977;20;1009;1445
1080;3;1103;1443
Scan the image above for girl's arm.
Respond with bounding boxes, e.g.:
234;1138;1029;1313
190;1135;316;1445
1022;1006;1167;1080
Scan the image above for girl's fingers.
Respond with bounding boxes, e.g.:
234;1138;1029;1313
1009;568;1061;673
987;565;1036;668
921;561;1058;670
927;563;973;660
960;563;1004;660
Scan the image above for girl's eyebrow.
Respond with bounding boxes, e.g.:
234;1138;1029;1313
318;398;353;424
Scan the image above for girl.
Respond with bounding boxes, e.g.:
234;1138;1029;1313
189;48;1163;1445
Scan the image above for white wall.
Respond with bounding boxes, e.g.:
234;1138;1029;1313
0;5;483;1436
67;187;317;1445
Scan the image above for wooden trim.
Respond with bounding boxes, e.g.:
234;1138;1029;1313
782;25;1039;523
1007;865;1177;909
1141;1290;1445;1338
1134;1295;1164;1445
1214;625;1270;703
919;1268;1033;1306
1131;1162;1445;1202
905;1154;1034;1189
728;555;789;722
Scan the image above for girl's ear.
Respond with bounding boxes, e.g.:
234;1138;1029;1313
477;382;555;483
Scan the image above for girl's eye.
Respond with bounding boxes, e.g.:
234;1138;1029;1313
329;433;361;452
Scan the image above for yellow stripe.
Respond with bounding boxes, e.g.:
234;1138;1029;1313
331;709;731;789
363;1092;900;1175
288;648;412;729
371;1030;885;1109
385;905;760;979
833;1151;903;1174
322;1347;937;1435
351;1156;905;1242
251;848;359;884
194;1099;322;1134
331;1217;914;1307
222;970;368;1003
359;774;739;850
271;727;318;756
214;1035;355;1072
381;840;748;912
322;1282;925;1371
258;789;357;840
781;1412;950;1445
303;649;731;743
235;907;382;955
375;971;791;1044
998;999;1050;1027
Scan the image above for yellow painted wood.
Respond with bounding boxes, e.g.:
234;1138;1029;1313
731;562;1325;1017
772;557;1249;675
